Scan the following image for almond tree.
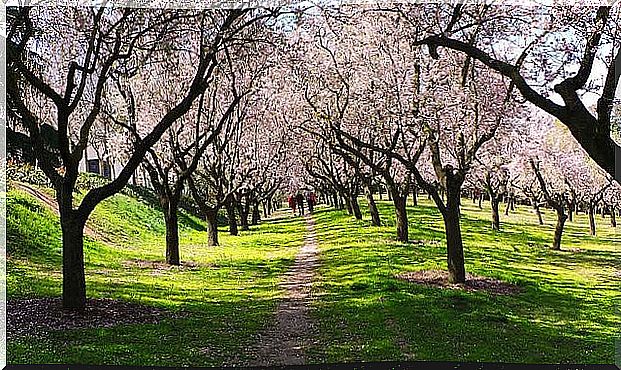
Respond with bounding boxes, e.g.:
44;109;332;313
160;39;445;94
564;156;613;236
186;56;291;243
353;49;519;283
7;6;275;309
514;172;546;226
523;117;580;250
404;4;621;178
139;59;249;264
296;8;420;240
528;156;570;251
188;110;254;239
603;183;621;228
470;118;529;230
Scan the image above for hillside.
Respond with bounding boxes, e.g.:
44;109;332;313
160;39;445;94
7;183;307;366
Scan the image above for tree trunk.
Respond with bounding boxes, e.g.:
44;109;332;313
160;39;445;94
226;203;238;236
391;189;408;243
60;208;87;310
491;196;500;231
552;209;567;251
412;183;418;206
344;195;353;215
332;193;339;209
478;194;483;209
588;204;596;236
205;209;219;246
611;206;617;228
568;203;574;222
443;182;466;284
239;201;250;231
504;196;512;216
534;202;544;225
364;183;381;226
350;193;362;220
162;196;180;266
251;201;260;226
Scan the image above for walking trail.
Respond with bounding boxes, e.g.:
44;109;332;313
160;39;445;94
248;213;320;366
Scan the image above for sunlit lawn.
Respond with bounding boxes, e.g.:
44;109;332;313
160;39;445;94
307;196;620;364
7;184;621;365
7;185;306;366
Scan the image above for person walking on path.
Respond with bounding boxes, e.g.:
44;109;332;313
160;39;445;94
288;195;297;215
296;192;305;216
306;192;316;213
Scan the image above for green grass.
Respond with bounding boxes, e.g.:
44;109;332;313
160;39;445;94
7;184;306;366
307;197;620;364
7;184;621;365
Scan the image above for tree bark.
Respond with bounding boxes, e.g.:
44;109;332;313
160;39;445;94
238;200;250;231
411;183;418;206
364;182;381;226
491;196;501;231
162;195;180;266
332;193;339;209
226;202;238;236
532;200;544;225
205;209;219;246
344;195;353;215
588;204;596;236
443;182;466;284
504;196;513;216
552;210;568;250
611;206;617;228
251;201;260;225
60;208;87;310
391;189;408;243
350;193;362;220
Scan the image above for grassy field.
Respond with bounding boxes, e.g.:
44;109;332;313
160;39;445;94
6;184;620;365
7;184;306;366
307;197;620;364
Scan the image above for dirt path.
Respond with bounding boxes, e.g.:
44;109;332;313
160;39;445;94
248;214;320;366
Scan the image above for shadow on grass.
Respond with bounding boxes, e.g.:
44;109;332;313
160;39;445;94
8;297;279;367
309;200;619;364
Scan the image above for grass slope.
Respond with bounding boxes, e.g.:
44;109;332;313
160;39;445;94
8;184;620;365
7;184;306;366
307;197;620;364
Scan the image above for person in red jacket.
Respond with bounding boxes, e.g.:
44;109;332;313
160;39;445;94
287;195;297;215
